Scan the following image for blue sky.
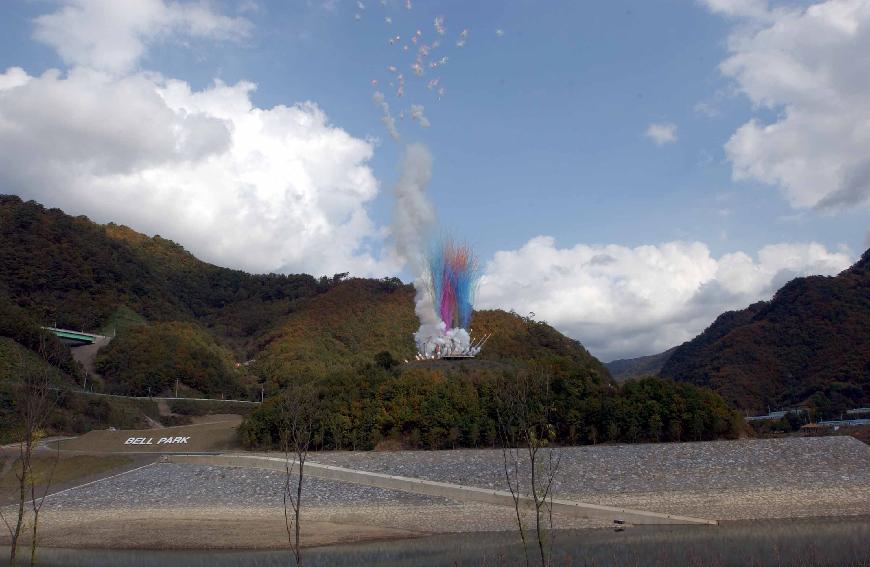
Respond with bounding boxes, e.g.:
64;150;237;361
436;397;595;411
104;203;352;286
0;0;867;359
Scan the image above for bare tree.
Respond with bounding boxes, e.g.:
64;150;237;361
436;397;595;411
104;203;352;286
0;341;58;566
279;383;316;566
26;441;58;567
496;370;562;567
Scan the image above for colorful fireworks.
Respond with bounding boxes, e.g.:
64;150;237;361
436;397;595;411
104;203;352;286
427;239;480;332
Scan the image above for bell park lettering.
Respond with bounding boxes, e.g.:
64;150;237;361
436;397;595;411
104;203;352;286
124;436;190;445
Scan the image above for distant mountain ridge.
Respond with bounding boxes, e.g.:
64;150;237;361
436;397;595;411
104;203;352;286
606;347;676;381
660;250;870;415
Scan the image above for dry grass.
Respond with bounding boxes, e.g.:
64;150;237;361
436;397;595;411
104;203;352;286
0;454;132;504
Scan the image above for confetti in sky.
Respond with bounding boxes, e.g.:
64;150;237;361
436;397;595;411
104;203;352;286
360;0;478;139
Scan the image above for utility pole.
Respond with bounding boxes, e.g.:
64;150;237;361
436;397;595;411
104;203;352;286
175;378;179;398
261;384;264;403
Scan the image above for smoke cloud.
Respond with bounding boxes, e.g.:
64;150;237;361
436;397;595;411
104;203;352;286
392;143;434;269
391;144;481;358
390;144;444;350
410;104;430;128
372;91;400;141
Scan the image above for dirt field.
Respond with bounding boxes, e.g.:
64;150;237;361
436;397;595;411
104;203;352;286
8;507;424;550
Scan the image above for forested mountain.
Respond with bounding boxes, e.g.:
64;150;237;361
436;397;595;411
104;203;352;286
256;276;610;387
605;347;676;381
661;250;870;416
0;195;609;396
0;195;325;358
0;195;743;447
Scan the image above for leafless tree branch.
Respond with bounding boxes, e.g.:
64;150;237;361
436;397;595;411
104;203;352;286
280;382;316;566
496;370;562;567
4;337;58;566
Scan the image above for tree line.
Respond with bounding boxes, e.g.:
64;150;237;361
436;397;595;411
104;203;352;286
240;359;741;451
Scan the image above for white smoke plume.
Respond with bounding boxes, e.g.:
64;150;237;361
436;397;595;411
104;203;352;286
392;143;434;270
391;144;439;345
410;104;430;128
391;144;474;357
372;90;400;141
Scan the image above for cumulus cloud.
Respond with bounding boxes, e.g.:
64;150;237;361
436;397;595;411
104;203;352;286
477;238;851;361
0;1;395;277
33;0;252;74
645;122;678;145
0;66;394;277
707;0;870;209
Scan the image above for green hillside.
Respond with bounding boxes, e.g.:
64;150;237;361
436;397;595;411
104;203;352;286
661;250;870;416
0;195;324;359
241;360;738;451
0;195;745;448
255;278;611;386
1;195;610;399
472;310;610;378
96;321;246;397
255;277;418;383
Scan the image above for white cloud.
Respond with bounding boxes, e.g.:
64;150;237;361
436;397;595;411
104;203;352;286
701;0;775;20
33;0;252;74
645;122;678;145
708;0;870;209
0;66;394;277
693;101;720;118
0;1;396;278
477;237;851;360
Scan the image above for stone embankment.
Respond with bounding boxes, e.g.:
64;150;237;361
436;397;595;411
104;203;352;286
9;436;868;550
310;436;870;520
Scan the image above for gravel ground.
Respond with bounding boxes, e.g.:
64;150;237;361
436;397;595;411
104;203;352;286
309;437;870;520
30;463;605;543
311;437;870;495
23;435;869;546
43;463;451;510
9;437;867;550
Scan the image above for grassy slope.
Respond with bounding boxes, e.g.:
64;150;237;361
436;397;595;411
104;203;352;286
0;455;134;506
0;337;68;386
